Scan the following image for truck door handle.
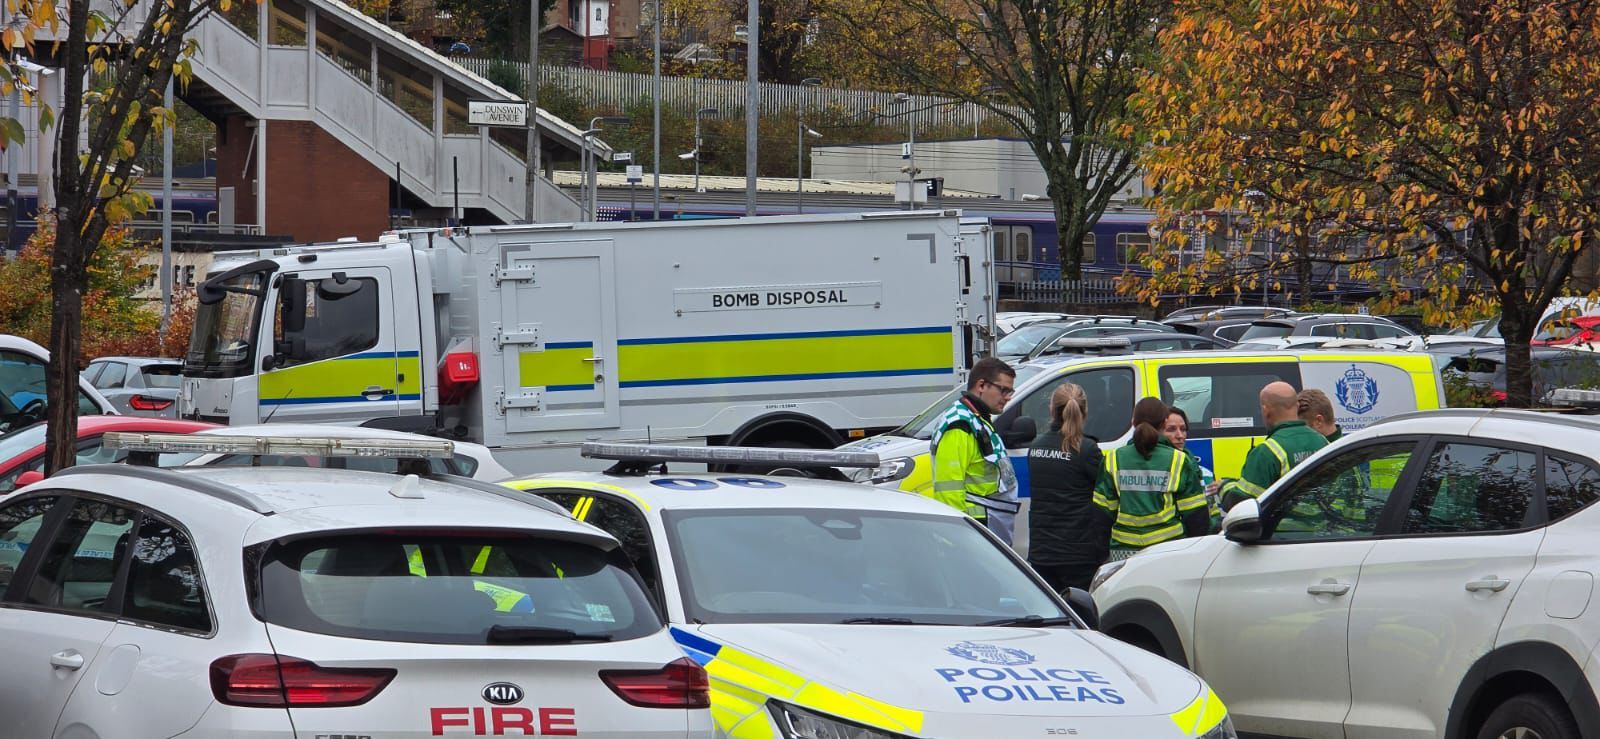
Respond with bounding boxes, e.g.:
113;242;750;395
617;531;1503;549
362;386;395;398
1466;578;1511;593
1307;581;1351;597
50;650;85;670
582;357;603;363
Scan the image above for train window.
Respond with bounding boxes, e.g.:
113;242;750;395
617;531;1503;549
992;230;1009;261
1117;233;1153;265
1081;235;1096;266
171;210;195;224
1014;230;1032;263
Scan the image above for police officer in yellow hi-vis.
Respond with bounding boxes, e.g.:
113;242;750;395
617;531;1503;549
1217;381;1329;512
930;357;1020;543
1094;397;1209;553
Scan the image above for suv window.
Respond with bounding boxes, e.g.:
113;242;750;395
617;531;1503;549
95;362;128;389
122;516;211;632
277;276;380;366
1266;441;1417;541
258;532;659;644
26;498;136;613
1159;362;1300;438
1404;443;1536;534
1015;367;1135;445
1544;454;1600;521
543;491;661;601
0;497;58;599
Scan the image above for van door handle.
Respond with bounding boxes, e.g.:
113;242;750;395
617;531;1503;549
50;650;85;670
1307;581;1351;597
1466;578;1511;593
362;386;395;398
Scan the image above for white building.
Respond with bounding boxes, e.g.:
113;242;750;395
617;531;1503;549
808;138;1153;204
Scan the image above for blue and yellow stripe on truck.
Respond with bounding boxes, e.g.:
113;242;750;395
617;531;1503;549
260;351;422;405
616;327;952;388
671;627;924;738
519;341;597;392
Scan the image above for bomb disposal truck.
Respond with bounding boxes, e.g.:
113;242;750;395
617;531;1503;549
179;211;994;473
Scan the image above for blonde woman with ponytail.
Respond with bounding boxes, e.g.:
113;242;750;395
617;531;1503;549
1024;383;1108;593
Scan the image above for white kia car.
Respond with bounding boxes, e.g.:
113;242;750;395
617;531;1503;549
0;432;711;738
1094;408;1600;739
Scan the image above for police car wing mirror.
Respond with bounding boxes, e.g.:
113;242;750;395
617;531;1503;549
1063;587;1099;630
1222;498;1263;543
1002;416;1038;447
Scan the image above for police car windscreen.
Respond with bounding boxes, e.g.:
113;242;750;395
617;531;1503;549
256;532;661;644
663;509;1067;625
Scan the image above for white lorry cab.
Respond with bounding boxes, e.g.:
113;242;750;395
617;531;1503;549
178;212;994;473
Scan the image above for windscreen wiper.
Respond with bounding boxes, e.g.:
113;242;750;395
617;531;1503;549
486;625;615;644
837;617;942;625
976;615;1078;628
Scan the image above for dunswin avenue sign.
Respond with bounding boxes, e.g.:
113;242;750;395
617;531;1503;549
469;100;530;128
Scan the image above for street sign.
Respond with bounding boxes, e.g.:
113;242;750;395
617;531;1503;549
625;165;644;183
468;100;529;128
615;152;634;163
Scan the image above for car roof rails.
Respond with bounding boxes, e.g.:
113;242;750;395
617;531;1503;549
581;442;880;477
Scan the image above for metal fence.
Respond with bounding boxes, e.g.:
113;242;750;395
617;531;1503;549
1007;274;1128;305
458;59;1026;132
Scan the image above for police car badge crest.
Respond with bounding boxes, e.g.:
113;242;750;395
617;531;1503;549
1336;364;1380;415
947;641;1036;666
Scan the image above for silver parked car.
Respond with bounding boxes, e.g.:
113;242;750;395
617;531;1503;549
85;356;182;417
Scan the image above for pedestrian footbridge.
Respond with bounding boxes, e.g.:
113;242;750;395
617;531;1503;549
179;0;602;240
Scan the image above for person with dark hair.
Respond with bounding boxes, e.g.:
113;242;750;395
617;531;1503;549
1217;381;1329;512
1093;397;1208;554
930;357;1021;543
1164;406;1218;530
1026;383;1107;593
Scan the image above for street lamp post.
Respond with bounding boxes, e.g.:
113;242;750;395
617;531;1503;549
744;0;759;216
797;77;822;214
583;116;631;221
893;92;916;209
693;107;716;193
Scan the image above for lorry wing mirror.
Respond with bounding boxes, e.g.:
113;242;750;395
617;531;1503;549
316;272;363;299
280;276;307;335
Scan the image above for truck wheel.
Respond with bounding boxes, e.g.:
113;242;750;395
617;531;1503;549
1476;693;1580;739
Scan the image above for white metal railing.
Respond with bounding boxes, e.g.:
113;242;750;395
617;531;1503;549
456;59;1027;132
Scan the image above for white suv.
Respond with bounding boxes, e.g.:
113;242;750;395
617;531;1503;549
0;434;712;738
1093;409;1600;739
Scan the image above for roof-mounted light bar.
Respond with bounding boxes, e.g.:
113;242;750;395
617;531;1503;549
1053;337;1133;348
103;432;456;459
581;442;881;469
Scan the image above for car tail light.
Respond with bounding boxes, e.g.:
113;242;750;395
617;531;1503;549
600;658;710;708
210;654;397;708
129;395;175;411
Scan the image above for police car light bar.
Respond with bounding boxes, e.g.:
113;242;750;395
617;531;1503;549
103;432;456;459
581;442;881;469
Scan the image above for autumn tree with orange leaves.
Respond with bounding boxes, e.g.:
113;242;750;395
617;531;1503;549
1135;0;1600;407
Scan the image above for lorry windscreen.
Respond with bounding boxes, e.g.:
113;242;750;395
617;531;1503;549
185;271;267;377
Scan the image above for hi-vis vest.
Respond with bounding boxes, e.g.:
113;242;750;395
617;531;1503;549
1093;440;1207;548
929;397;1018;521
1218;420;1329;511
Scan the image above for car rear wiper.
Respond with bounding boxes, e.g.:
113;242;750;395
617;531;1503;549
486;625;614;644
837;617;941;625
976;615;1078;628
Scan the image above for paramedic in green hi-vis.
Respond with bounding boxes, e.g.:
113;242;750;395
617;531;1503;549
1094;397;1210;553
1217;381;1329;512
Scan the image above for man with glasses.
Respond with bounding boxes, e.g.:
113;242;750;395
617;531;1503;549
930;357;1022;544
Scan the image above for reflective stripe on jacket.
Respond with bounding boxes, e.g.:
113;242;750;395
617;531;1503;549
1093;439;1207;549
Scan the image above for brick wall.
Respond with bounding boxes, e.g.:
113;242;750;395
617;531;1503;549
215;117;391;243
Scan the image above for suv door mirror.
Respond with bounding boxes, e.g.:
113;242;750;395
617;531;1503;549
1064;587;1100;630
1222;498;1263;543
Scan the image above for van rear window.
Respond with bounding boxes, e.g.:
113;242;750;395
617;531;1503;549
256;531;660;644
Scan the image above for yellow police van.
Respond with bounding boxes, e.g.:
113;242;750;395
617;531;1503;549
841;350;1445;551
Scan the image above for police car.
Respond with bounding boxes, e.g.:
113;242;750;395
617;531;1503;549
1093;409;1600;739
504;444;1237;739
0;433;713;738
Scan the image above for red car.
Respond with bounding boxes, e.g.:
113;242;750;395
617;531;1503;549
1533;315;1600;347
0;416;218;493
